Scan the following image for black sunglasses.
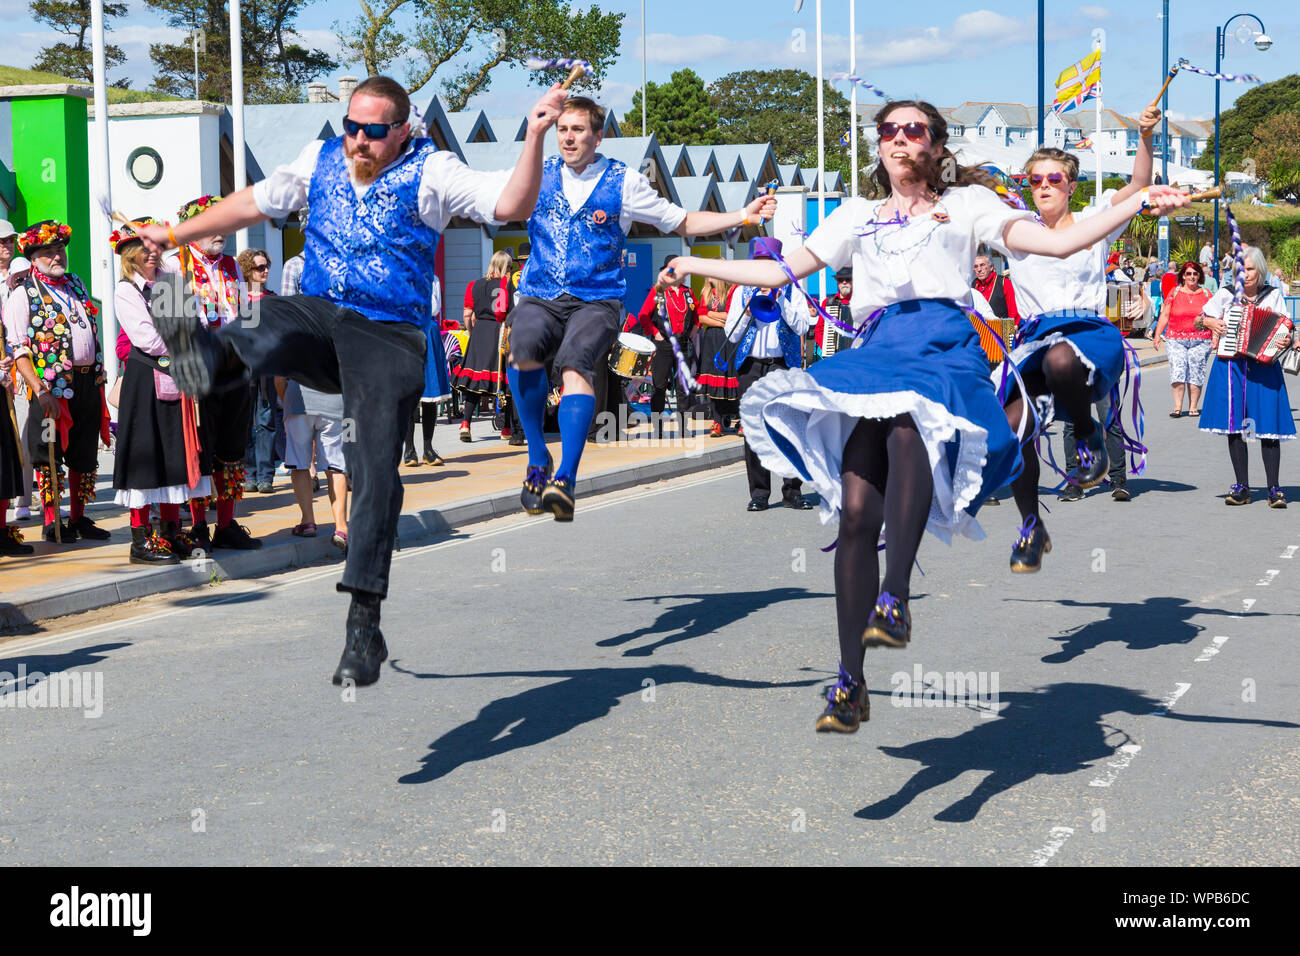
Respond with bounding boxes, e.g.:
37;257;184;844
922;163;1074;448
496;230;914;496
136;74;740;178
343;117;404;139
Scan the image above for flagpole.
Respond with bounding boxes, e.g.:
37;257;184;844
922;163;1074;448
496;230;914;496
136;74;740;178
1094;37;1103;205
90;0;118;389
849;0;857;199
230;0;248;252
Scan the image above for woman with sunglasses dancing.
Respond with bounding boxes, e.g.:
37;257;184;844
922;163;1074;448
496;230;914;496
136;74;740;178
139;76;569;689
660;101;1190;733
1000;105;1161;573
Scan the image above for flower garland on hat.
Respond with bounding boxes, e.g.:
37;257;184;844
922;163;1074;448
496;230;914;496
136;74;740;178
109;216;158;254
18;219;72;254
178;194;221;222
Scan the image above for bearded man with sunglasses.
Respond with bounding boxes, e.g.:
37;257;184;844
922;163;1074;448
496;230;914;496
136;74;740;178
139;75;568;688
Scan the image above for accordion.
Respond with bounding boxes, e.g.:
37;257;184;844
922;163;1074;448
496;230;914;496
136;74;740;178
1216;303;1294;364
821;303;851;357
972;315;1017;365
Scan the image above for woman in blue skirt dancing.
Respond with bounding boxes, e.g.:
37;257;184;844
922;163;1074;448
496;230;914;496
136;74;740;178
1001;104;1161;573
660;100;1190;733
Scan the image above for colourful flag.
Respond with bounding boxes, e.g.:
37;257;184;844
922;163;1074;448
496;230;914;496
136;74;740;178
1053;80;1101;115
1053;49;1101;114
1069;136;1094;150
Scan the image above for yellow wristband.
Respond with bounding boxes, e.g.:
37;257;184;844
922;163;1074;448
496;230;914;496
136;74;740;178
167;223;178;246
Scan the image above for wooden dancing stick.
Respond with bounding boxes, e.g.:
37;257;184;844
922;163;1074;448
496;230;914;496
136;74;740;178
560;64;587;90
1150;65;1180;109
1142;184;1224;215
47;434;59;543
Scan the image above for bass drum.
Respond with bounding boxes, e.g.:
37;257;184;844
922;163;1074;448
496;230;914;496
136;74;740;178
608;332;656;379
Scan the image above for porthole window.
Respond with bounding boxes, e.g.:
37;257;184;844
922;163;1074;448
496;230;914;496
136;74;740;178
126;146;164;189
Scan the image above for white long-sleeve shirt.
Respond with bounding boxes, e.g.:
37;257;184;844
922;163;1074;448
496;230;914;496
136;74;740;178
724;284;812;358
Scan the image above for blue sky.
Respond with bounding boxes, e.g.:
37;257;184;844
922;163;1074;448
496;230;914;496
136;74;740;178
1;1;1293;125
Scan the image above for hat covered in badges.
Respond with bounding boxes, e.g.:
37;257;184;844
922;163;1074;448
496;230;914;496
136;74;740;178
109;216;157;254
18;219;72;254
178;194;221;222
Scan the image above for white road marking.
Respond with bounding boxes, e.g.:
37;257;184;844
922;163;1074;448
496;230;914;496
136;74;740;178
0;467;740;661
1280;546;1298;560
1256;570;1280;586
1152;682;1191;716
1030;826;1075;866
1194;635;1230;663
1088;744;1142;788
1238;598;1257;616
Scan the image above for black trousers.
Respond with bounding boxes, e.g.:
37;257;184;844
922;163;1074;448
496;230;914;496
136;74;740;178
737;356;803;503
649;339;693;424
213;295;426;599
26;367;102;474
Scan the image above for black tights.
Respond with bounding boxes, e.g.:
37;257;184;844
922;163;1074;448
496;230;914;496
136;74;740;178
1228;434;1281;488
1003;343;1093;526
405;404;436;455
462;393;480;425
836;415;933;682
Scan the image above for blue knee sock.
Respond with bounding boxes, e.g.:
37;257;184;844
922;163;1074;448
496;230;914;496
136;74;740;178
507;366;549;468
556;393;596;483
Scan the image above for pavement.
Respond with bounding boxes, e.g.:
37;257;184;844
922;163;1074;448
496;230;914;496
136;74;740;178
1;362;1296;866
0;411;743;629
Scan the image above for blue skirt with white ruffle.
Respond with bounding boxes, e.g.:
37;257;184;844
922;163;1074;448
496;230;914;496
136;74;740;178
740;299;1021;544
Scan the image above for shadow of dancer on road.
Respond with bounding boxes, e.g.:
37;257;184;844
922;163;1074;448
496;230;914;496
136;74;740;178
596;587;834;657
1008;596;1264;664
390;663;820;785
856;681;1298;823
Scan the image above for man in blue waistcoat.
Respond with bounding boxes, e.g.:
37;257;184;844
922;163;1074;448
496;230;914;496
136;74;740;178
140;75;568;688
508;96;776;522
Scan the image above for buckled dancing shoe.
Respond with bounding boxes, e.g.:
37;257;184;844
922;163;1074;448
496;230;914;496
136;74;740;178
520;453;554;515
0;526;35;556
815;666;870;733
1225;484;1251;506
1071;426;1109;489
861;591;912;649
1269;487;1287;509
129;525;180;566
1010;515;1052;573
188;520;213;553
542;477;576;522
160;520;202;559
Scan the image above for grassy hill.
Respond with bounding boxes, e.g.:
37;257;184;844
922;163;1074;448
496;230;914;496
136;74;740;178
0;65;179;104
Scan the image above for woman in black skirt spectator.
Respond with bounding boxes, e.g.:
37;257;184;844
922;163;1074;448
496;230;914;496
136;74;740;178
110;220;212;563
695;277;738;437
451;250;514;442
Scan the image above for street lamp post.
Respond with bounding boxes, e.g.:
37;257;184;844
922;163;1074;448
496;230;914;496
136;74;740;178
1212;12;1270;280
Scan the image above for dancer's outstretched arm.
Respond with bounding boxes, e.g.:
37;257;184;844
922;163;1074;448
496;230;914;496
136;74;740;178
661;246;827;291
1006;185;1190;258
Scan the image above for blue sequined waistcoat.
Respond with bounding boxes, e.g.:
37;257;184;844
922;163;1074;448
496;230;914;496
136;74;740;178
301;136;440;325
520;155;626;302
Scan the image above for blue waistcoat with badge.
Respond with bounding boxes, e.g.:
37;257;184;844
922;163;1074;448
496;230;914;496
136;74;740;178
301;136;440;326
731;287;804;371
519;155;626;302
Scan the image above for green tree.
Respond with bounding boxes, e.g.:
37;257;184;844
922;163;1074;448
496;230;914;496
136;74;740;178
621;69;719;144
1195;73;1300;174
145;0;337;103
1243;111;1300;203
336;0;622;109
707;69;869;194
29;0;129;87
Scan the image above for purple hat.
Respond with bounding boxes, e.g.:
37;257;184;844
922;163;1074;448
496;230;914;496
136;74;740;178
750;237;783;261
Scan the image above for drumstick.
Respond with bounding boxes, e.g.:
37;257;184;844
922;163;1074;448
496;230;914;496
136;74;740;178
526;57;594;91
561;64;587;90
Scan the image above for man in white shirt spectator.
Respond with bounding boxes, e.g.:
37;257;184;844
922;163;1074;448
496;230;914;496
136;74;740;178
725;237;815;512
1199;241;1213;271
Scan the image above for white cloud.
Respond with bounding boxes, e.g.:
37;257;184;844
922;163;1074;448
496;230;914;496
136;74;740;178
1078;6;1111;20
